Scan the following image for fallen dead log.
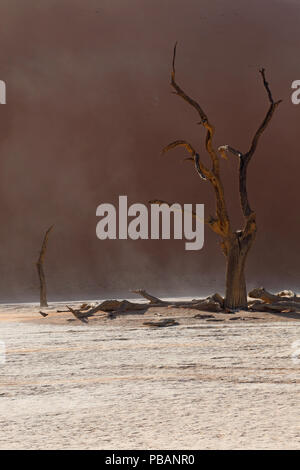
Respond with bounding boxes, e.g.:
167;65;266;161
66;306;89;323
132;289;225;310
249;300;300;313
61;288;276;324
249;287;300;304
64;298;153;321
131;289;166;305
43;286;300;324
65;290;225;321
85;299;152;314
172;294;223;311
209;293;224;308
196;298;223;311
173;298;223;312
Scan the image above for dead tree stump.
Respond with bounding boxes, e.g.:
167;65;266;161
36;225;54;307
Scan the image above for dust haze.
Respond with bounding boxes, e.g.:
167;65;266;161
0;0;299;301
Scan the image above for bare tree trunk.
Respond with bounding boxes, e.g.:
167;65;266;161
36;225;53;307
224;236;248;310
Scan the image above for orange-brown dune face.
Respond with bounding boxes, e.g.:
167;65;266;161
0;0;299;303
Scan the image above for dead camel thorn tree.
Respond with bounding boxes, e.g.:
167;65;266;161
36;225;54;307
156;43;281;310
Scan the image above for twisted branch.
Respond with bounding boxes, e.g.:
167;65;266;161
219;68;281;220
247;68;282;159
171;42;219;175
164;44;231;237
162;140;209;180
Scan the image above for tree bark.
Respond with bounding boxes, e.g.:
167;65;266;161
249;287;300;304
36;225;53;308
224;234;250;310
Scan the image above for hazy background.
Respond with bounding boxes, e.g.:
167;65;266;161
0;0;299;302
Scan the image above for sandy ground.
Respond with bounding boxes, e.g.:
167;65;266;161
0;300;299;450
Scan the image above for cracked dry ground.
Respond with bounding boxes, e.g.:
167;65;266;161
0;303;299;449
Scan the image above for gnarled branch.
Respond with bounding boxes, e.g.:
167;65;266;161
171;42;208;125
168;44;230;236
218;145;242;158
219;69;281;219
247;69;282;158
162;140;209;180
171;43;220;177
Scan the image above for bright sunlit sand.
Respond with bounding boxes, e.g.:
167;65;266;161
0;301;299;449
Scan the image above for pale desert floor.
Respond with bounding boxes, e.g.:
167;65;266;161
0;300;299;450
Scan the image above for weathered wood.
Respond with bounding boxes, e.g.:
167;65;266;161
209;293;224;309
59;285;300;325
36;225;53;307
224;233;251;310
277;290;296;298
249;287;300;304
220;71;280;308
155;44;281;309
66;306;89;323
164;43;230;238
61;288;226;323
249;300;300;313
64;298;153;322
173;298;223;312
131;289;166;304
